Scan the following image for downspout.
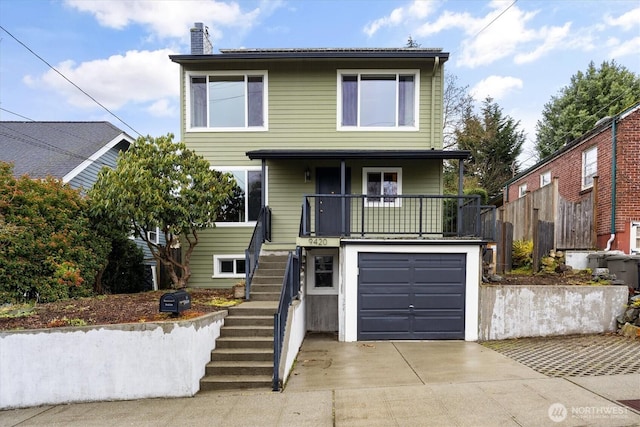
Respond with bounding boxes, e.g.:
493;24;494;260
431;56;440;149
605;119;617;250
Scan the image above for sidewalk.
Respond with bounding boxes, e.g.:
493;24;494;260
2;336;639;426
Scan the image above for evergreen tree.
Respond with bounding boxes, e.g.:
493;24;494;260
535;60;640;158
455;98;525;198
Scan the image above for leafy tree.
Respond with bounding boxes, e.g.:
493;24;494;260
455;98;525;198
0;162;110;303
88;134;235;289
535;60;640;158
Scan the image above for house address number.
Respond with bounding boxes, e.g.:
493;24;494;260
296;237;340;247
308;238;328;246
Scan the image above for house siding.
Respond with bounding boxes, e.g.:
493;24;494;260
180;57;446;288
179;60;444;160
505;106;640;253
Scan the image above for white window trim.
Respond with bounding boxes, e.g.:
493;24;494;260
146;227;160;244
582;146;597;190
362;167;403;207
518;183;528;198
631;222;640;254
213;254;246;278
306;249;339;295
185;70;268;133
540;171;551;187
213;166;268;227
336;69;420;131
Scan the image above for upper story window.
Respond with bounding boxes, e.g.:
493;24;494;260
338;70;419;131
215;167;266;225
540;171;551;187
188;71;267;131
518;183;528;198
147;227;160;244
582;146;597;189
363;167;402;206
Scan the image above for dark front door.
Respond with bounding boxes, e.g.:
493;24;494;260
316;167;350;236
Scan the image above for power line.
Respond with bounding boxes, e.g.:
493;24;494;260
0;24;143;138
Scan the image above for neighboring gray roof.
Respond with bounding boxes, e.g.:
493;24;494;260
171;47;449;63
247;149;469;160
0;121;133;179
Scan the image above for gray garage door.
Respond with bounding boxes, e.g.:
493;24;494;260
358;252;466;340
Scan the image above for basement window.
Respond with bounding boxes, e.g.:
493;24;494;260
306;250;338;295
213;255;246;278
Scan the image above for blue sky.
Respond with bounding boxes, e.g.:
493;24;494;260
1;0;639;167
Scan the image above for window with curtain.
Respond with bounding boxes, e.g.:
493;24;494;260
362;167;402;206
339;71;418;129
188;72;266;130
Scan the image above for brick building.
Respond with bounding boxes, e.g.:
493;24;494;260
503;103;640;254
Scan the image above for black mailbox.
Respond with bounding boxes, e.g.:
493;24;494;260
159;289;191;314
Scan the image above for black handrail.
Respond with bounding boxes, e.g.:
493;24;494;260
272;246;301;391
300;194;487;238
244;206;271;300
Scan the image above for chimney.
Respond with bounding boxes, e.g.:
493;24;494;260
190;22;212;55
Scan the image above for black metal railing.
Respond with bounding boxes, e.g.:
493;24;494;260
301;194;488;238
244;206;271;299
273;246;301;391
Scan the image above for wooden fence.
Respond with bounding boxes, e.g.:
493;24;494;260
497;177;596;272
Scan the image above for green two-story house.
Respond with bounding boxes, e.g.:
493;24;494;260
170;24;488;347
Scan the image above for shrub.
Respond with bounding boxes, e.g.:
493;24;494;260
100;237;146;294
0;163;110;303
512;239;533;268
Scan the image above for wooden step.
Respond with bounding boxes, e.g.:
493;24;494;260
250;284;282;293
199;375;272;391
205;361;272;376
210;348;273;362
227;304;277;317
215;336;273;349
223;315;273;327
219;325;274;338
249;292;281;301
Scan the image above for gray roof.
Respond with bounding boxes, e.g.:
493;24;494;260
171;47;449;63
0;121;133;179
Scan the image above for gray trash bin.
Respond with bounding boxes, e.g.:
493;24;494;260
628;255;640;289
587;252;607;270
607;255;630;284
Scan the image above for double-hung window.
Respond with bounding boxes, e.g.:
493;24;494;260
188;71;267;131
338;70;419;130
518;183;528;198
215;167;265;225
582;146;597;189
540;171;551;187
363;167;402;206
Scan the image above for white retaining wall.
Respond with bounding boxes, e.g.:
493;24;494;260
479;285;628;341
0;311;226;409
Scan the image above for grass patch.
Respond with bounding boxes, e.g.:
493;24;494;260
0;304;36;319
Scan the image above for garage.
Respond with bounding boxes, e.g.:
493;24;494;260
358;252;466;340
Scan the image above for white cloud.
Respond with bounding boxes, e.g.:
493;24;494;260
64;0;275;41
609;36;640;59
604;7;640;31
363;0;437;37
470;75;523;101
514;22;572;64
24;49;179;111
146;99;176;118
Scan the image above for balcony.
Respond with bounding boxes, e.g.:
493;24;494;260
301;194;495;240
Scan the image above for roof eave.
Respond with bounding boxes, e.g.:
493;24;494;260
246;149;469;160
170;51;449;64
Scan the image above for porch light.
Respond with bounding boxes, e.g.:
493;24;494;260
305;167;311;182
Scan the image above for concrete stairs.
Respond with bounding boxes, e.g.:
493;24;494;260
199;253;288;392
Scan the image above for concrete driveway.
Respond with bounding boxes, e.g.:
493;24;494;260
2;334;639;427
